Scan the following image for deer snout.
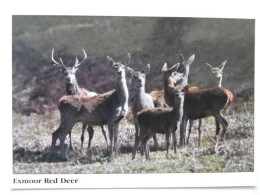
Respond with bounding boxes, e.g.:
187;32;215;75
216;76;221;81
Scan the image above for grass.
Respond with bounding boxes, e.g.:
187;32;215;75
13;100;254;174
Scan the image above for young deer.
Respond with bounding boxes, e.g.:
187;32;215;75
129;64;158;152
132;87;186;160
51;49;108;150
187;60;228;146
162;62;233;146
50;54;130;160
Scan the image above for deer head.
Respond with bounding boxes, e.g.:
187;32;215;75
206;60;227;87
129;64;150;88
51;48;87;86
162;62;185;87
107;53;131;79
178;54;195;86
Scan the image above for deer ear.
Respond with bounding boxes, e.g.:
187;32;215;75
186;54;195;66
141;64;150;75
179;54;185;63
126;67;135;76
219;60;227;70
162;63;168;72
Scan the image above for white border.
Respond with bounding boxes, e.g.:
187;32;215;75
1;0;259;193
11;172;257;189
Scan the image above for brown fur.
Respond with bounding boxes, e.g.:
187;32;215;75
150;90;167;107
132;89;185;160
59;90;116;112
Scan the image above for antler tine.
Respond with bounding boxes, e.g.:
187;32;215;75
59;58;66;67
107;56;115;64
75;49;87;68
51;48;62;65
205;63;213;69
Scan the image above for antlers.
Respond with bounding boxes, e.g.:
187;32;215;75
51;48;87;74
74;49;87;68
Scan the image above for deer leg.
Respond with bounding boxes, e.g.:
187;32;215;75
142;133;153;160
80;124;87;149
107;122;115;157
140;134;152;156
215;119;220;140
173;129;177;154
187;119;193;145
165;131;170;159
58;120;77;161
51;125;61;149
214;112;228;141
198;119;202;147
101;126;108;147
132;130;147;160
153;135;159;150
134;117;139;143
114;122;120;155
68;132;73;150
180;116;187;146
87;125;94;150
134;118;144;155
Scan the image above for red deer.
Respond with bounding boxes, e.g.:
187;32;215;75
162;62;233;146
50;54;131;160
150;54;195;107
132;87;186;160
129;64;158;152
187;60;230;146
51;49;108;150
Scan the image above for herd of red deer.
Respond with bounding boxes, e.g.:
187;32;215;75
49;49;233;161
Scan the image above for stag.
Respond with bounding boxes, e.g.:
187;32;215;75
50;54;131;160
51;49;108;150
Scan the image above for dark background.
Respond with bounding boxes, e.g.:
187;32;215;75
12;16;255;115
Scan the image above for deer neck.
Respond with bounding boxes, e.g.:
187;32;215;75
66;76;80;95
136;85;146;100
182;65;189;86
171;97;184;131
218;78;222;88
163;77;175;107
117;76;129;104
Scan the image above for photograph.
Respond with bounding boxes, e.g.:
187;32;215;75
12;15;255;176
